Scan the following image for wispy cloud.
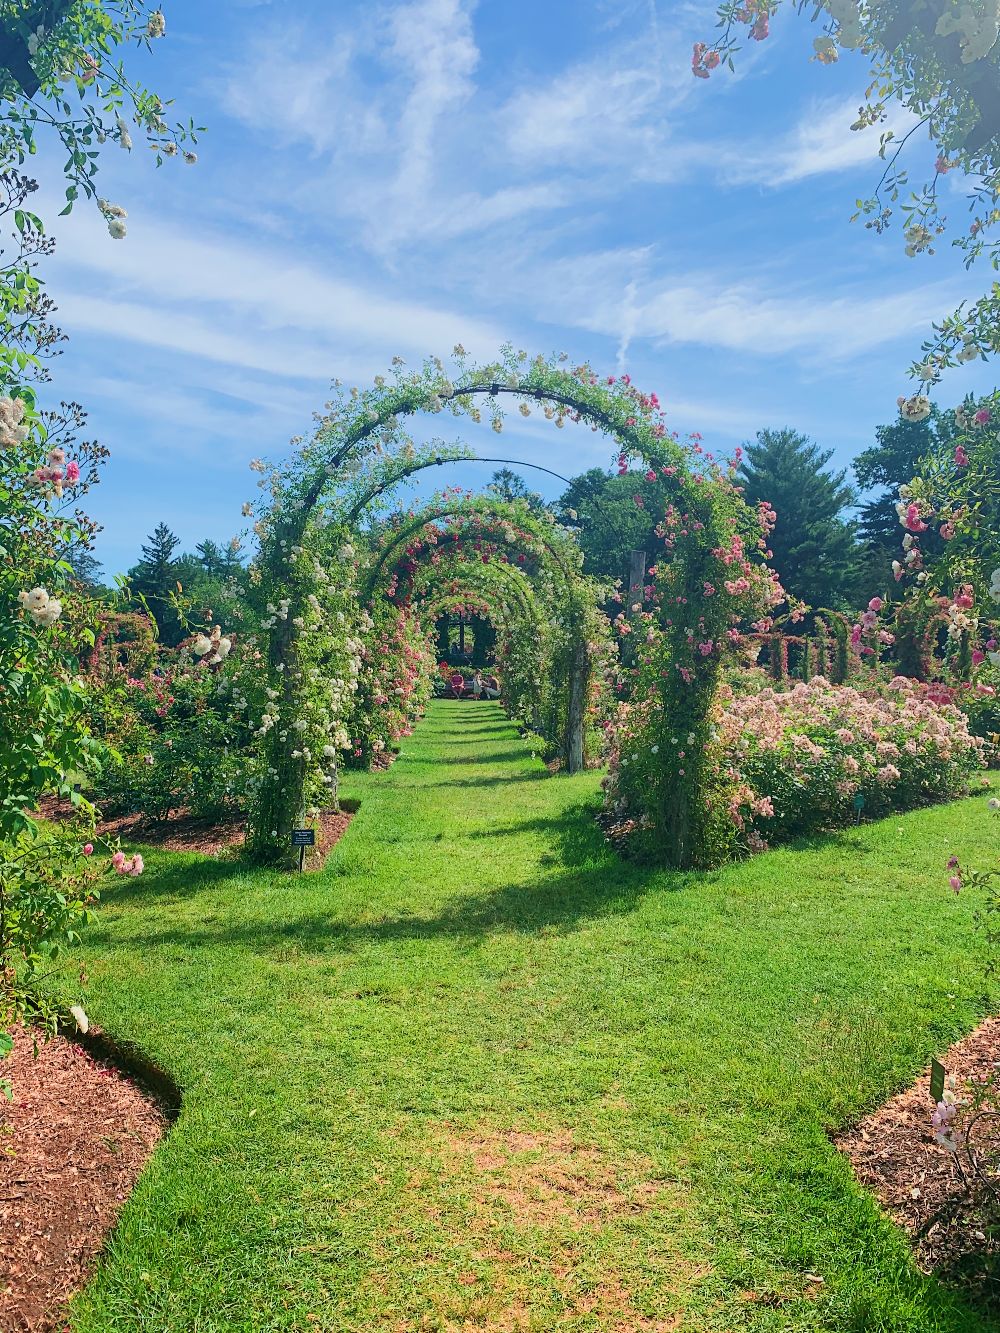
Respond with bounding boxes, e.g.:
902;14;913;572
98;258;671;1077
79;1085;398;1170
388;0;479;204
49;203;512;378
717;94;919;187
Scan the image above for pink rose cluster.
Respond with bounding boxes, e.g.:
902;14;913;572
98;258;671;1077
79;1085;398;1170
719;677;984;848
29;445;81;498
112;849;144;876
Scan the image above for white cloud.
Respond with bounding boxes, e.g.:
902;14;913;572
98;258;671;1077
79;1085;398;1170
574;268;958;360
218;0;489;251
221;29;385;156
503;47;669;166
719;95;920;187
458;239;962;364
48;204;512;377
389;0;479;203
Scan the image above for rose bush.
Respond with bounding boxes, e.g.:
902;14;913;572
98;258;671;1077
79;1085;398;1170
603;676;984;858
84;637;263;822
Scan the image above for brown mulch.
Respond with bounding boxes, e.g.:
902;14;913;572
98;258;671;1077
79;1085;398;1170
35;800;356;868
836;1016;1000;1293
0;1026;168;1332
301;808;356;871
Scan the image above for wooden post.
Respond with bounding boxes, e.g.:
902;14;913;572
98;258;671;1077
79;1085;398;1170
628;549;646;611
565;638;589;775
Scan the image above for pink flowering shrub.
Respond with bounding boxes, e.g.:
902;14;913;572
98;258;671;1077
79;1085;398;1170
720;677;984;847
86;642;262;822
604;676;984;859
345;604;434;770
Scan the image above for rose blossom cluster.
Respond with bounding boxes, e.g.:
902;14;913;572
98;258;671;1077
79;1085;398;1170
18;585;62;627
112;849;144;876
28;444;81;498
192;625;233;665
605;675;984;857
0;395;29;447
719;676;983;846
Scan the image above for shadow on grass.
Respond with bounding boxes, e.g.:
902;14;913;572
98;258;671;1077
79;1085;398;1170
120;802;681;955
416;749;542;766
432;771;551;789
101;854;253;905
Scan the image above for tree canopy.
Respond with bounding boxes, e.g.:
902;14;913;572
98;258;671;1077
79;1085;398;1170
738;428;863;609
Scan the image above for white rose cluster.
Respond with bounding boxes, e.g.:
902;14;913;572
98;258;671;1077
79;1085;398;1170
18;586;62;627
192;624;232;664
0;396;29;447
897;393;931;423
97;198;127;240
956;337;980;363
904;222;934;257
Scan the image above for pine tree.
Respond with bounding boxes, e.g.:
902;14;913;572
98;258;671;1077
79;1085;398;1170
194;538;243;578
128;522;182;642
738;428;863;610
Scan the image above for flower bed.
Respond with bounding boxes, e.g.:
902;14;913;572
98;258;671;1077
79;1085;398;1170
721;676;986;849
603;676;985;858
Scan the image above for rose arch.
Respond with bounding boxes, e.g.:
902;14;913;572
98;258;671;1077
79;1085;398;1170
243;349;779;868
358;493;606;770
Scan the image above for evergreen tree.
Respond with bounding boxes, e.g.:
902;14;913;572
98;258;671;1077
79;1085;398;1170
128;522;182;642
194;537;243;578
738;428;863;610
63;542;105;592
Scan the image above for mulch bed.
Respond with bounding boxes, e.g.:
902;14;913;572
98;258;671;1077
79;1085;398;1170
835;1016;1000;1299
0;1026;168;1332
35;801;356;868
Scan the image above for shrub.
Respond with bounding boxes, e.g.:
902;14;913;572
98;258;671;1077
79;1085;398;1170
88;648;261;822
603;676;984;858
721;676;985;848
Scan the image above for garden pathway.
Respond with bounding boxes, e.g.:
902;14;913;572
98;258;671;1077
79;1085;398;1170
60;700;997;1331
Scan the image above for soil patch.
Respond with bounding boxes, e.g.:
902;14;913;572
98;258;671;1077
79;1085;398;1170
35;800;356;867
0;1025;167;1332
836;1015;1000;1297
444;1127;652;1228
386;1126;694;1331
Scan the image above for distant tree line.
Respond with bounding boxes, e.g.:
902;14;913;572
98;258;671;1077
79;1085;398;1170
553;410;956;611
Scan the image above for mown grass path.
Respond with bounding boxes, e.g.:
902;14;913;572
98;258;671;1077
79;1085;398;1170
63;701;998;1332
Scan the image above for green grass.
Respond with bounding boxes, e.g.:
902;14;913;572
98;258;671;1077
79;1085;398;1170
56;700;1000;1332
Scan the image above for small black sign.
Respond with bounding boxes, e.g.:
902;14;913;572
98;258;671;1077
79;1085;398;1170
930;1057;946;1104
291;829;316;847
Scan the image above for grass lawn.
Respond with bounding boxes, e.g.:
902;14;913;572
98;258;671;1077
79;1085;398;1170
55;699;999;1332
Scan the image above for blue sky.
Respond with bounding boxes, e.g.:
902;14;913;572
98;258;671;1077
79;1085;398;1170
38;0;996;574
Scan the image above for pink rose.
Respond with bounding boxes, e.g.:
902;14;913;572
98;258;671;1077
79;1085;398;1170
83;843;93;856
